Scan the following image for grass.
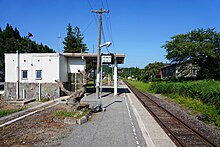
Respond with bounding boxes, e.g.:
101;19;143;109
150;80;220;109
54;108;90;119
39;97;50;102
0;108;24;118
126;80;152;92
86;80;95;88
166;94;220;127
126;80;220;128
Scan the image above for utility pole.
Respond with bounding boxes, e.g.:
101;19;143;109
27;32;33;52
16;50;20;100
58;33;61;53
92;8;109;110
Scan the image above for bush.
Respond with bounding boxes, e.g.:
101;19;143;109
127;80;220;109
150;80;220;110
126;79;220;127
54;108;90;119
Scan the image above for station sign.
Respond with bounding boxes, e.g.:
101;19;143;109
101;53;114;64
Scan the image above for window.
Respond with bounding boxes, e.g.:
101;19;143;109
36;70;42;80
22;70;28;79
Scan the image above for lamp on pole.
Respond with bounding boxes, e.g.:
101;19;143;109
97;42;112;111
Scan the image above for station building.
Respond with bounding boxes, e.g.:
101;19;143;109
4;53;125;100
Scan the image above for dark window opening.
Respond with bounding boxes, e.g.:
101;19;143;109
36;70;42;80
22;70;28;79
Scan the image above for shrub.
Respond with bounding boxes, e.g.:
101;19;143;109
126;79;220;127
150;80;220;110
54;108;90;119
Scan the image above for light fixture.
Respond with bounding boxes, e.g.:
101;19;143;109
100;42;112;48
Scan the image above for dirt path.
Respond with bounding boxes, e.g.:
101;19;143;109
0;104;71;147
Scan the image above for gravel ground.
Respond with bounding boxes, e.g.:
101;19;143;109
0;104;72;147
148;93;220;146
1;91;220;146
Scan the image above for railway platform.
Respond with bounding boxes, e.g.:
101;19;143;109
120;81;176;147
59;80;176;147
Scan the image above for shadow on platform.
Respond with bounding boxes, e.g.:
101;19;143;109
103;100;123;108
86;88;130;95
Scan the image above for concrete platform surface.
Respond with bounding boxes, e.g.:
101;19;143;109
57;81;176;147
122;81;176;147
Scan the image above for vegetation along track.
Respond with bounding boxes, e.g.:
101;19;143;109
125;81;217;147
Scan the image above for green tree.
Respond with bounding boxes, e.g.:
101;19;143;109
143;62;164;81
162;28;220;79
0;24;21;70
0;24;55;73
63;24;87;53
0;27;5;70
118;67;143;80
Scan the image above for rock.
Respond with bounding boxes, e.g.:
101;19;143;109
64;117;77;124
77;116;88;125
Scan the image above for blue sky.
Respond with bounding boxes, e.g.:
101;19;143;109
1;0;220;68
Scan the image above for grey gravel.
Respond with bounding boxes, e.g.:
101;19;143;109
148;93;220;146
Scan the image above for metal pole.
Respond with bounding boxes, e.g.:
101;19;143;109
58;33;61;53
38;83;41;101
16;50;20;100
92;8;109;110
96;9;102;100
114;56;118;95
27;32;33;52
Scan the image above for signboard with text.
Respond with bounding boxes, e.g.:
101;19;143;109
101;53;114;64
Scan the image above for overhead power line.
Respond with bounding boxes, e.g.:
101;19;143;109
101;0;116;53
87;0;115;53
87;0;99;27
82;19;94;33
100;0;105;9
105;0;110;10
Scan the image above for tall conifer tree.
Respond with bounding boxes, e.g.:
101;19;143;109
63;24;87;53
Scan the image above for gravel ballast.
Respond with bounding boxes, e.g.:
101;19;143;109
146;93;220;146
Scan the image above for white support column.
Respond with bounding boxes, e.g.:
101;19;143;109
114;59;118;95
38;83;41;101
16;51;20;100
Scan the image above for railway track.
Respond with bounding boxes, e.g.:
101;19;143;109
125;81;217;147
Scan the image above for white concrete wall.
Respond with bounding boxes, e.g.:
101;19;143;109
5;54;17;82
5;53;87;83
68;58;85;73
5;53;60;83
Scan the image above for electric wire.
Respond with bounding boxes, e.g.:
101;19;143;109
104;14;115;53
105;0;110;10
100;0;105;9
87;0;94;10
101;25;110;53
87;0;114;53
87;0;99;28
103;0;116;53
106;13;116;53
87;0;100;53
100;0;115;53
82;19;94;34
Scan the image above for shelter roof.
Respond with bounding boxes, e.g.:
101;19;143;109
63;53;125;64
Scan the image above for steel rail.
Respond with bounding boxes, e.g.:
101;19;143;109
125;81;216;147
